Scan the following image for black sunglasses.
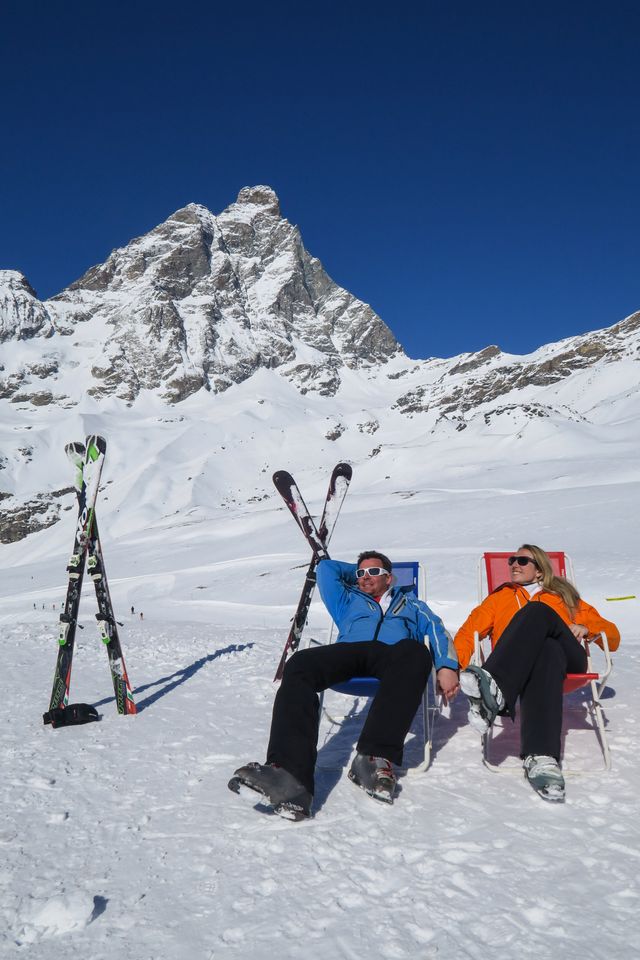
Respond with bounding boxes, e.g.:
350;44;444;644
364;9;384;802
356;567;389;578
508;556;538;567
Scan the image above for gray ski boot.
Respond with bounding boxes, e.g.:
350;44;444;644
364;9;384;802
460;665;505;734
523;755;565;803
228;762;312;821
348;754;397;804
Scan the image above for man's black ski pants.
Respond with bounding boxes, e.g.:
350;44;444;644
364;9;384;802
266;639;432;794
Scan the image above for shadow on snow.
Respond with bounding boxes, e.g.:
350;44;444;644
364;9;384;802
93;642;254;713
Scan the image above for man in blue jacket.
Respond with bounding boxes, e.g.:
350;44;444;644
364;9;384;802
228;551;459;820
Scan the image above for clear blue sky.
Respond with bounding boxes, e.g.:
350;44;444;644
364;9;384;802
2;1;639;359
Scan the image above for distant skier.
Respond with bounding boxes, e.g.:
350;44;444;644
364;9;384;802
455;544;620;802
139;612;143;620
131;605;135;614
229;551;459;820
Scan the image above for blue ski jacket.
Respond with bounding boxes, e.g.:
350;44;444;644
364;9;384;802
316;560;458;672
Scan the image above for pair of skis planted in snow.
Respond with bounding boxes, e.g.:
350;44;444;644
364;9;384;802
272;463;352;681
46;436;136;721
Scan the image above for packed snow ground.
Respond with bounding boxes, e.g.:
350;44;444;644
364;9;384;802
1;474;639;959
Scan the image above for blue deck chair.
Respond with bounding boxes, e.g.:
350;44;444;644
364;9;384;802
318;561;439;773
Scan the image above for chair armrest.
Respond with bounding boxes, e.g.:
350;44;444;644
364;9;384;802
583;630;613;697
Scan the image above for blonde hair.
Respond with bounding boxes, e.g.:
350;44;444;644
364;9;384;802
519;544;580;616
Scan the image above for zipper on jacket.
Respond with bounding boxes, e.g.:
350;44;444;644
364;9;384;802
367;599;383;642
352;587;411;644
371;590;407;643
391;596;407;615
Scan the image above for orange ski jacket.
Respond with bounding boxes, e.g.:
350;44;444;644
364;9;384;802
454;583;620;670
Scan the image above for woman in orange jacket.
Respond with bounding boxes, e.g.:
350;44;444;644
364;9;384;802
455;544;619;803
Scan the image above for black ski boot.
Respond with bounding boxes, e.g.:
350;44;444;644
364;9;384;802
228;762;312;821
348;754;397;804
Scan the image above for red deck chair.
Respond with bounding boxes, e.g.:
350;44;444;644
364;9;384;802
473;551;613;771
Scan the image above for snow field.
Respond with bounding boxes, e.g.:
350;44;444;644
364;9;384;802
2;615;639;960
1;384;639;958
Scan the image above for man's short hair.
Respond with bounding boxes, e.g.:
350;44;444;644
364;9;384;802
356;550;392;573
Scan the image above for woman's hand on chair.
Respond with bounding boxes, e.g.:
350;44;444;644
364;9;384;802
569;623;589;639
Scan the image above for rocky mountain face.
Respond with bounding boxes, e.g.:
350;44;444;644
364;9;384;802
1;183;638;417
393;309;640;427
0;271;54;343
1;184;639;544
0;186;401;404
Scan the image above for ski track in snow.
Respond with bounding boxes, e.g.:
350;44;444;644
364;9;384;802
2;616;639;960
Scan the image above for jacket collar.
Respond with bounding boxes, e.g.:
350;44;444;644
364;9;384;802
492;581;543;597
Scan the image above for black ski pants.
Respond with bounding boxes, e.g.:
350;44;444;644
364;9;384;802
484;603;588;760
266;639;432;794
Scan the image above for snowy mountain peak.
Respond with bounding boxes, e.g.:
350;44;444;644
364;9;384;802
0;187;402;403
234;184;281;216
0;270;53;342
0;269;36;293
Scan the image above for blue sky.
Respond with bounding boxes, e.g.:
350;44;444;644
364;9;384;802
1;1;639;359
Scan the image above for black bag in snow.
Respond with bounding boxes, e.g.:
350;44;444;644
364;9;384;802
43;703;100;727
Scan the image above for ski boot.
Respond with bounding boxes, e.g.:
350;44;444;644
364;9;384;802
228;762;312;821
523;755;565;803
348;754;397;804
460;665;505;734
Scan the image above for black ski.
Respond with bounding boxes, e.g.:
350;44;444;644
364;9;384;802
65;443;137;715
273;464;352;680
272;471;330;557
86;519;137;714
48;436;106;711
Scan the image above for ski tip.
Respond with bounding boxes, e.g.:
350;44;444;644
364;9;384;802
273;470;294;487
85;435;107;458
65;440;86;456
334;462;353;479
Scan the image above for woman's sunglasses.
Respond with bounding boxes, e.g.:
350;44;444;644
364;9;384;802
508;556;539;567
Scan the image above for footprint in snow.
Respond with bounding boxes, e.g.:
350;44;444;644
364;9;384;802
14;893;107;944
46;811;69;824
21;776;56;790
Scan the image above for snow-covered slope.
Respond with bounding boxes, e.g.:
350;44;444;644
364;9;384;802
0;184;638;624
1;185;639;958
1;482;638;959
1;185;639;549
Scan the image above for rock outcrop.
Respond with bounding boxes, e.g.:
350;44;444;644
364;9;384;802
0;271;53;342
0;187;402;403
